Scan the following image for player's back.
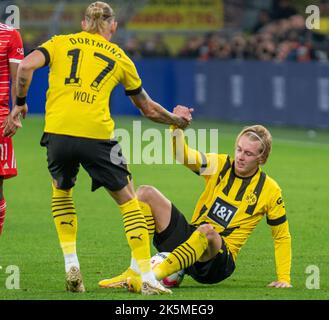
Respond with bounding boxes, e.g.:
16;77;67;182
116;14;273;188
40;31;141;139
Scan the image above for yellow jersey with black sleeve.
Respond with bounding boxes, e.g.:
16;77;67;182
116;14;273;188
171;127;292;284
37;31;142;139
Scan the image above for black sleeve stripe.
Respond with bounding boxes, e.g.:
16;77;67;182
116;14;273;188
267;214;287;226
125;85;143;96
200;152;208;168
36;47;50;67
216;156;231;185
199;152;208;175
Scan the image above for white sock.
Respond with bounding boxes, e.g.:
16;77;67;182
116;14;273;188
64;253;80;273
130;257;157;284
141;271;157;284
130;257;140;273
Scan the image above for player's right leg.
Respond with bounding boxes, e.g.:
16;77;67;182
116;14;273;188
107;183;171;295
77;138;170;295
98;199;155;289
99;185;172;293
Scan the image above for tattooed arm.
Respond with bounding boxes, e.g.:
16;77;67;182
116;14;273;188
129;89;192;130
16;50;46;98
3;50;45;137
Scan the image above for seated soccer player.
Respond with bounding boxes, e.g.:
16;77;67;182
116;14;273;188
99;109;292;291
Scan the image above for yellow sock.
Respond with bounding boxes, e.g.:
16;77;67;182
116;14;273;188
52;184;77;256
154;230;208;280
120;198;151;273
138;200;155;238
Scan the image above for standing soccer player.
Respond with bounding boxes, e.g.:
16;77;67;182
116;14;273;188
3;2;191;294
0;22;24;235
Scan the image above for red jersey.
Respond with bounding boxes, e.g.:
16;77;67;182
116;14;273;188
0;23;24;119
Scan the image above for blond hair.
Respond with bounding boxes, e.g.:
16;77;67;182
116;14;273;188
236;125;272;164
84;2;115;34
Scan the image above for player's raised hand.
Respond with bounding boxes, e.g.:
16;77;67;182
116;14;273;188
173;105;194;129
173;105;194;120
267;281;292;288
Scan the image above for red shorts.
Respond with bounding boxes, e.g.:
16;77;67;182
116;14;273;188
0;127;17;179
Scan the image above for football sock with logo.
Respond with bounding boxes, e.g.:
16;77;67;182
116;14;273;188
153;230;208;280
128;201;155;274
51;184;79;272
0;198;6;235
138;200;155;238
119;198;155;282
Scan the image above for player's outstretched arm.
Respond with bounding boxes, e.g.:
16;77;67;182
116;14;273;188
130;88;192;129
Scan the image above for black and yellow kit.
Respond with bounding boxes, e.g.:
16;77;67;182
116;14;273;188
38;31;142;139
171;128;292;284
37;31;142;191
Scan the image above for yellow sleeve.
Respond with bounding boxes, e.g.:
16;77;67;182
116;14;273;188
121;53;142;94
267;188;292;284
171;126;205;173
270;221;292;283
38;36;56;65
170;126;220;177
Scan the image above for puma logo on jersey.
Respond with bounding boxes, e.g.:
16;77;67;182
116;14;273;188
130;234;143;241
61;220;74;227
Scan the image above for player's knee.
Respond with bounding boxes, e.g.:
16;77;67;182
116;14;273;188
136;185;158;203
52;181;73;197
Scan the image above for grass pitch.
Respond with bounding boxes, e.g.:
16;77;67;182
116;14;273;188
1;116;328;300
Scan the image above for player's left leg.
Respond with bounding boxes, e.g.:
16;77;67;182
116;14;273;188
0;135;18;235
0;179;6;235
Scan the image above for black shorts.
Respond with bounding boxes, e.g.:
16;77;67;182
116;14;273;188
153;204;235;284
40;133;132;192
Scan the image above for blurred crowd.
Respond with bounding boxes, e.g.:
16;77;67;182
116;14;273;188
175;15;328;62
122;0;329;62
20;0;329;63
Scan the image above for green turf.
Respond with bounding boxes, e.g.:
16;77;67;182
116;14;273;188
1;116;328;300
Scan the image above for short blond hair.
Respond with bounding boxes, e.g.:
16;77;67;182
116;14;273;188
236;125;272;164
84;2;115;34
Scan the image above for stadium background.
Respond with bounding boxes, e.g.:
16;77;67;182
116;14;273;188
0;0;328;301
1;0;329;127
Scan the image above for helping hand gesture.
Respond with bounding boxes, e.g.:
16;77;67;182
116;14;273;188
173;105;194;130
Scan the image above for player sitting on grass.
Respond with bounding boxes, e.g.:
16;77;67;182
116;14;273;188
99;107;292;291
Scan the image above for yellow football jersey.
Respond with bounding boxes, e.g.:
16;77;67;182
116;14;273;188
38;31;142;139
172;128;292;283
